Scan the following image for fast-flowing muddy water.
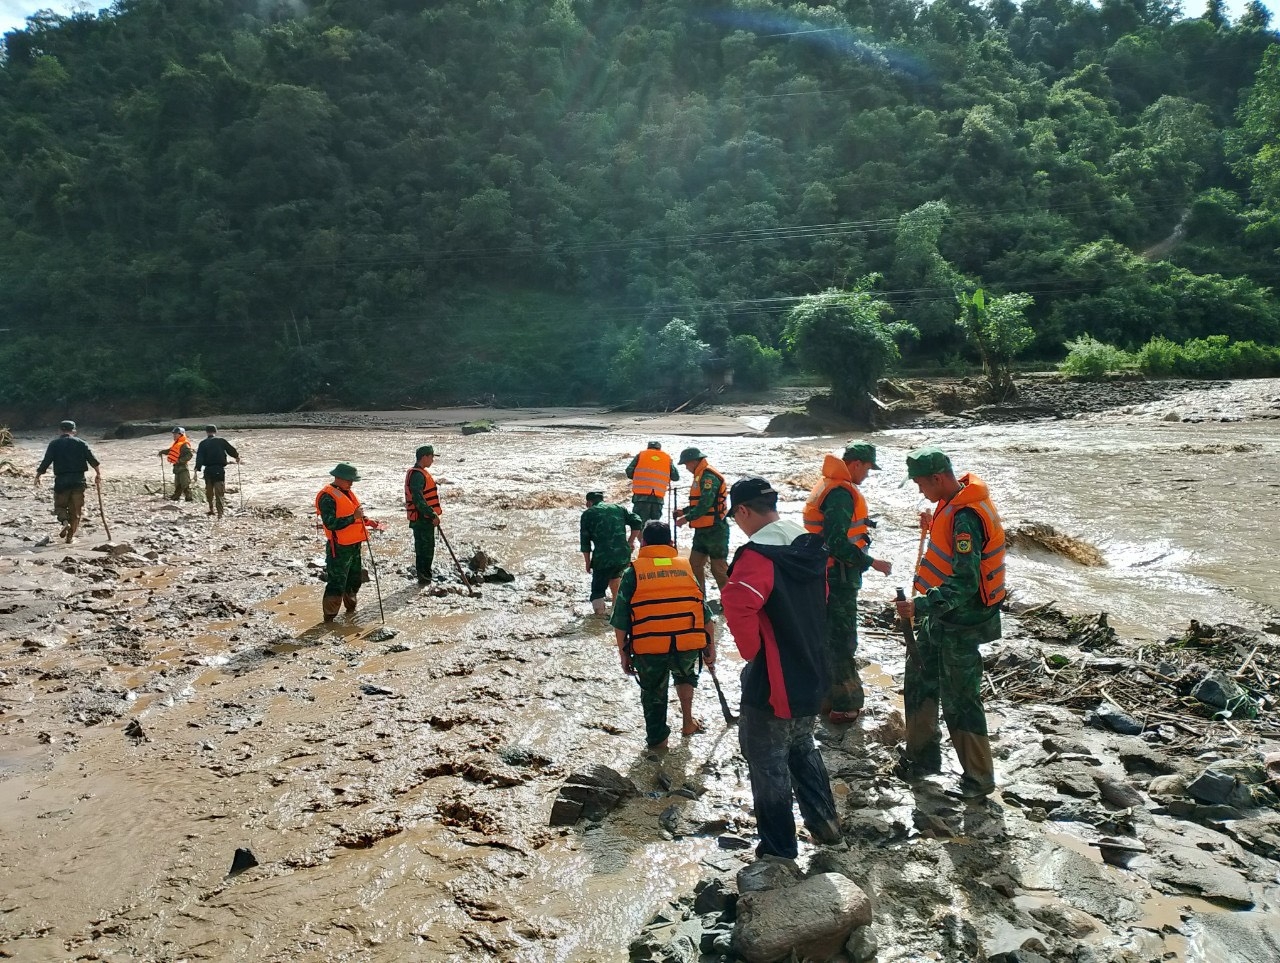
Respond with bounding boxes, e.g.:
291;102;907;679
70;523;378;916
1;380;1279;962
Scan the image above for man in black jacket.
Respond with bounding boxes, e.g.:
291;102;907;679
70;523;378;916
722;476;841;859
194;425;240;518
35;420;101;544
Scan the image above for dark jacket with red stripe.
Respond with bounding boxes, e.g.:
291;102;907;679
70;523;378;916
723;532;830;719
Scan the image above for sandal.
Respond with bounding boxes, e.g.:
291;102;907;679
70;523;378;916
827;710;862;724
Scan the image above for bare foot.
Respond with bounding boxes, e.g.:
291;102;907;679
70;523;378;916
681;719;706;736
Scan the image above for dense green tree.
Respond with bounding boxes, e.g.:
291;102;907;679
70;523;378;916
783;280;918;424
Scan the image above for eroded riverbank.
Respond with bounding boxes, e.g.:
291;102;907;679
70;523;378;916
2;380;1280;961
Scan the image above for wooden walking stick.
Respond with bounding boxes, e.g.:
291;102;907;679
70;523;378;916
707;662;737;725
363;531;386;624
237;462;244;511
670;486;679;549
95;479;112;542
159;455;167;498
894;587;923;664
437;523;479;596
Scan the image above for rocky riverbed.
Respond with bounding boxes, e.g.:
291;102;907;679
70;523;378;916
2;378;1280;962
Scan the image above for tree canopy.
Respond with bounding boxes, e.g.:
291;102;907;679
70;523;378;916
1;0;1277;410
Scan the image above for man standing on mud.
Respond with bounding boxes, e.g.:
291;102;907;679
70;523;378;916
803;442;892;723
722;477;841;858
894;447;1005;800
612;521;714;748
194;425;239;518
160;427;195;502
405;445;441;586
674;447;730;605
580;491;642;616
35;420;101;544
316;463;369;622
625;441;679;522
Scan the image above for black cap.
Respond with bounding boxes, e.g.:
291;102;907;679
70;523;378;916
59;420;76;431
586;490;604;503
205;424;217;433
642;520;672;546
729;476;777;514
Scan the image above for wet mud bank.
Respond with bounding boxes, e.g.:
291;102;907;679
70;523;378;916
2;380;1279;961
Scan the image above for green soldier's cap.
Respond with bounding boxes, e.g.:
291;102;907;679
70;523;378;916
647;440;661;449
586;490;604;503
416;445;435;458
843;442;880;469
678;447;705;463
330;463;361;482
59;420;76;431
904;447;952;483
205;424;217;432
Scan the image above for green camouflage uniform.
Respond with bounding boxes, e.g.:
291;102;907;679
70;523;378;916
161;441;195;501
407;469;438;582
904;508;1000;789
318;490;365;619
580;503;642;599
611;566;712;747
625;453;679;522
683;467;730;598
818;486;875;713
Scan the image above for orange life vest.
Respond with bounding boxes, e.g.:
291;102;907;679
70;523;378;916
685;459;727;529
404;466;442;522
628;545;708;654
631;449;674;499
166;436;191;464
314;483;367;547
802;454;872;553
913;473;1006;607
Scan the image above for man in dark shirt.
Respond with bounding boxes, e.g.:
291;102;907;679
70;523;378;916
194;425;240;518
35;420;102;544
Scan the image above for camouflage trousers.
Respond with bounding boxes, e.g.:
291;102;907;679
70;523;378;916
633;650;700;748
322;541;364;620
826;584;863;713
631;497;665;522
171;466;194;502
903;616;993;788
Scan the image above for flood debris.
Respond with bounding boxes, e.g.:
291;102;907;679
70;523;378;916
1007;523;1106;566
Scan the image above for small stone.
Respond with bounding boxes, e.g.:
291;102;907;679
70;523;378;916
123;718;147;741
847;924;879;962
228;847;259;876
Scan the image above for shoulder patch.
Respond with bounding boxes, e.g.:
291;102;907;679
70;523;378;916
702;477;713;489
955;533;973;554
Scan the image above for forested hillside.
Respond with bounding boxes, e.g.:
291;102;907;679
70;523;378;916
2;0;1278;411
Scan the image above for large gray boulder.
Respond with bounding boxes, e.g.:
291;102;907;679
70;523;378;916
731;872;872;963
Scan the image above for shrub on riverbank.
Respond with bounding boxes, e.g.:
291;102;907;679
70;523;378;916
1060;335;1280;379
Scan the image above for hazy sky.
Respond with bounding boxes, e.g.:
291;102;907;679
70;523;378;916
1;0;1276;42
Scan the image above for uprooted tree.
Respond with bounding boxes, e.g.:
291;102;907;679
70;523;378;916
784;278;919;425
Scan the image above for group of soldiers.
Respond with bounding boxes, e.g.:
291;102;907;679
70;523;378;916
34;420;1004;855
579;439;1006;855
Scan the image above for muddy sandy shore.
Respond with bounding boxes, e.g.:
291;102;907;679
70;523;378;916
2;381;1280;962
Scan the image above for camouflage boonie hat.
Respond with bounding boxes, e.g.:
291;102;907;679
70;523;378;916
842;442;880;469
904;447;952;483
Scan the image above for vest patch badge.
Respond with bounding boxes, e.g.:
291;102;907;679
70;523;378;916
955;533;973;554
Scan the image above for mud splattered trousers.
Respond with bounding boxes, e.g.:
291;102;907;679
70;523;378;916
739;705;840;859
53;486;85;539
322;541;364;621
903;617;994;791
689;522;730;600
203;466;227;517
634;650;700;747
826;582;863;713
410;521;436;582
171;465;194;502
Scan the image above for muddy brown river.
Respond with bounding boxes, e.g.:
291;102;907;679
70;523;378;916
2;380;1279;962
